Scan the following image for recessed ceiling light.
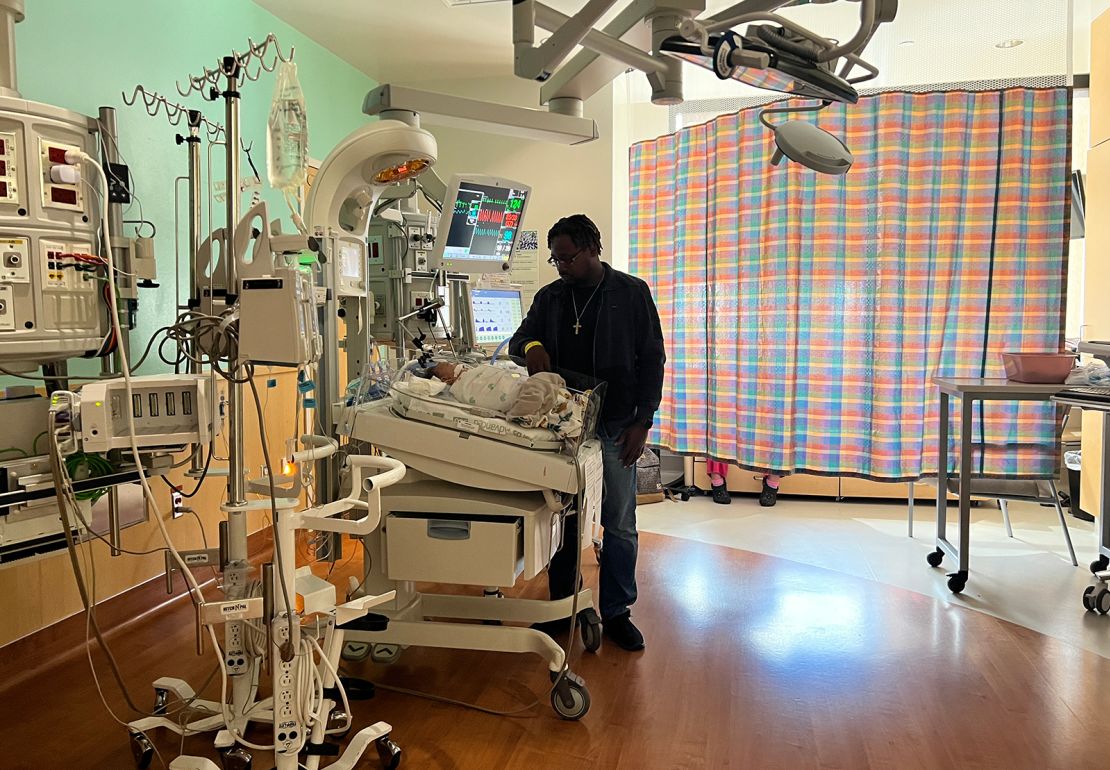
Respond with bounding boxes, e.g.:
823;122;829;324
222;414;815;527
995;39;1024;49
898;39;915;46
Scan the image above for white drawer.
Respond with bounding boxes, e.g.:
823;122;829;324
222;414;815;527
385;514;524;587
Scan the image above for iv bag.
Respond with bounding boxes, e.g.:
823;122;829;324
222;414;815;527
267;61;308;192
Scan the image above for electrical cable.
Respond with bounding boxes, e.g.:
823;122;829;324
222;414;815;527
65;452;115;502
161;442;214;498
309;635;352;734
48;432;179;732
58;491;170;558
246;369;298;657
67;151;210;671
417;183;442;212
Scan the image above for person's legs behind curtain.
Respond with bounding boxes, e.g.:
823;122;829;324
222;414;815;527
706;458;731;505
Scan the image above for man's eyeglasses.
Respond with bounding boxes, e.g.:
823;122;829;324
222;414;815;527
548;248;585;267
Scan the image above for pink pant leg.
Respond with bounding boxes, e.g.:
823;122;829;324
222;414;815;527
706;459;729;478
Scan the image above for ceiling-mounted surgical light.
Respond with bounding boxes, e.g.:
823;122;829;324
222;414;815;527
761;105;853;175
770;120;853;174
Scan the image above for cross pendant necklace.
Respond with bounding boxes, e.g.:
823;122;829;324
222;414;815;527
571;282;603;336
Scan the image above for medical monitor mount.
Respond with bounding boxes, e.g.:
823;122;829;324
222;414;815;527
511;0;897;173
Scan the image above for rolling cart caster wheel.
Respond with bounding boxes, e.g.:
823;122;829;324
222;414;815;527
579;610;602;653
1091;556;1109;575
218;747;252;770
370;643;402;665
1083;586;1098;612
1097;589;1110;616
376;735;402;770
680;491;691;502
152;687;169;716
550;670;591;720
327;707;352;739
129;731;154;770
946;571;967;594
926;549;944;568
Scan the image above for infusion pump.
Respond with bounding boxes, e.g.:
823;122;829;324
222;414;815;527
60;374;224;455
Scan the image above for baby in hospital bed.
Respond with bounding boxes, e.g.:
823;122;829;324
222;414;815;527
411;362;584;439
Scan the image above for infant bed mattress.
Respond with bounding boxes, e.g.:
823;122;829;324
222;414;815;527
390;381;565;451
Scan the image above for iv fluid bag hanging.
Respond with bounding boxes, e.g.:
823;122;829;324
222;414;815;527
267;61;308;192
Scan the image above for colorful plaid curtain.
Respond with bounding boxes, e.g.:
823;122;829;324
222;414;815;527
630;88;1072;480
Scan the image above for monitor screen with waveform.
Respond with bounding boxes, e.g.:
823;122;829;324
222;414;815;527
434;175;531;274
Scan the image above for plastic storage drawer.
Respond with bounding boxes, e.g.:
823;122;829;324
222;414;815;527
385;513;524;587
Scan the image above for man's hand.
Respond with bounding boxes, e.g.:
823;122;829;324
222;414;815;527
525;344;553;375
616;423;650;468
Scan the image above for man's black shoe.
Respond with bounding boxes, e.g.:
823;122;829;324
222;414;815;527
603;612;644;651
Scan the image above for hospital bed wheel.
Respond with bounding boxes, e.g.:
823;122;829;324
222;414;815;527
152;686;169;716
1091;556;1109;575
129;731;154;769
946;571;967;594
580;613;602;653
1098;588;1110;616
926;549;944;568
550;671;591;720
1083;586;1098;612
375;735;402;769
370;643;402;664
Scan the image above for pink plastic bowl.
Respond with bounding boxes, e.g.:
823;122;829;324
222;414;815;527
1001;352;1077;384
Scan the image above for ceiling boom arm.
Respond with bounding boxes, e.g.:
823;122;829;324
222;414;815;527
513;0;620;81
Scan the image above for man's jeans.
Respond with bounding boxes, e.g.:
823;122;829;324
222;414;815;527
547;424;639;621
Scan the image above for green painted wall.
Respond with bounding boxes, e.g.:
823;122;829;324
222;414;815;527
12;0;377;373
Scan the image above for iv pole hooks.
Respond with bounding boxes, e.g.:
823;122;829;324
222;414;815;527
176;33;295;99
122;86;255;158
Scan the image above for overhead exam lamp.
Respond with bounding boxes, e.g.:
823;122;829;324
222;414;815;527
306;119;438;238
760;104;853;175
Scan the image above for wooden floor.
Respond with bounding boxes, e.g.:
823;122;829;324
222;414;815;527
3;532;1109;769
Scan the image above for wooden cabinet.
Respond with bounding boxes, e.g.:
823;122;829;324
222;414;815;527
1092;11;1110;148
1082;29;1110;514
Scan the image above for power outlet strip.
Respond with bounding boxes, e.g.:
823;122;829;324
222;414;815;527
223;565;249;676
272;613;304;757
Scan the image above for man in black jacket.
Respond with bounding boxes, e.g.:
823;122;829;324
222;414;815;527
509;214;665;651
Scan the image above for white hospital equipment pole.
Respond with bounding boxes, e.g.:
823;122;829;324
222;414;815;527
218;54;255;732
185;108;208;478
